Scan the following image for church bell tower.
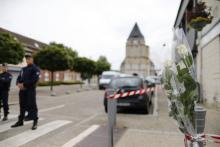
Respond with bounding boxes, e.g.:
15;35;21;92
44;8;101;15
121;23;151;77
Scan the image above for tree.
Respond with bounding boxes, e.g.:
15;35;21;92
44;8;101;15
50;42;78;70
34;42;71;91
95;56;111;76
0;32;25;64
73;57;96;84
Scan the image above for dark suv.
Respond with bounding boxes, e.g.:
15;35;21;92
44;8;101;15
103;77;151;113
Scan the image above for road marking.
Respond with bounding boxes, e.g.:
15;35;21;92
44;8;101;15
129;128;182;136
39;104;65;112
73;112;99;127
153;85;158;116
0;120;71;147
0;118;44;133
62;125;100;147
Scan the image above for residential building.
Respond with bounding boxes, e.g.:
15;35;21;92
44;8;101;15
0;27;92;86
174;0;220;105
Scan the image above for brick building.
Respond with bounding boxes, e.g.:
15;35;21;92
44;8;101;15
0;27;92;86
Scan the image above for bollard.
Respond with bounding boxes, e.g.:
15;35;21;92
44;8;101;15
108;98;117;147
195;106;206;147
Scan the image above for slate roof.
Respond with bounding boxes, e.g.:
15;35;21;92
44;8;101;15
0;27;47;50
128;23;144;39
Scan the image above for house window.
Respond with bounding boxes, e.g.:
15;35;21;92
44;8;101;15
44;72;49;81
34;43;39;48
55;73;59;81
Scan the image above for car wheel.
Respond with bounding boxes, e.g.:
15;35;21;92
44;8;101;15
149;98;152;105
143;101;150;114
105;105;108;113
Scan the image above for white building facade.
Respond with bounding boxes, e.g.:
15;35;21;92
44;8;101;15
196;0;220;104
174;0;220;106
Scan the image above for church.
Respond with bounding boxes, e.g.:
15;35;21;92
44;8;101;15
120;23;155;77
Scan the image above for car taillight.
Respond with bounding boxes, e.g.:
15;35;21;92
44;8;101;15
140;83;144;89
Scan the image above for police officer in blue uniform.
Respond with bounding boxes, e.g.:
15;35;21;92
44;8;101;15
0;63;12;121
11;54;40;130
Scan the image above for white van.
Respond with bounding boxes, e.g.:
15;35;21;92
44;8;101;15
99;71;120;89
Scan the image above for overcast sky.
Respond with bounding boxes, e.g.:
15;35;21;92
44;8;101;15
0;0;180;70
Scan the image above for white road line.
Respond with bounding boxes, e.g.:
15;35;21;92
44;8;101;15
39;104;65;112
0;120;71;147
129;128;182;136
153;85;158;116
0;118;44;133
73;113;99;127
62;125;100;147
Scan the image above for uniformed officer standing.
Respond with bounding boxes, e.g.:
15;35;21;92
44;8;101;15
11;54;40;130
0;63;12;121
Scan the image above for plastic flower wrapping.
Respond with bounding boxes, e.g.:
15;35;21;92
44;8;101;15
163;29;199;136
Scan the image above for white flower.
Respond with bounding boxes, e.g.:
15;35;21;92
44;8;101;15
164;59;172;68
178;60;186;69
176;44;188;56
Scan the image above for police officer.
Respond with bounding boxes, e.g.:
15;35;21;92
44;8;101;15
0;63;12;121
11;54;40;130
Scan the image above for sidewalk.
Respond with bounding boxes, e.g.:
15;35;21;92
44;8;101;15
115;86;220;147
116;86;184;147
8;84;98;104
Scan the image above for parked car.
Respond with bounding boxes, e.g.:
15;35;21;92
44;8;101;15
103;76;151;113
99;71;120;90
145;77;156;97
148;76;161;84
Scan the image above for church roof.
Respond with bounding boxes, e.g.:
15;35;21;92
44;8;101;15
128;23;144;39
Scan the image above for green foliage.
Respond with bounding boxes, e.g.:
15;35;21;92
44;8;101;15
34;42;71;72
37;81;83;86
49;42;78;70
34;42;75;91
188;2;213;31
164;53;198;134
95;56;111;75
0;32;25;64
73;57;96;80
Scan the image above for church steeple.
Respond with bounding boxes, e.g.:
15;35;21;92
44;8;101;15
128;23;144;39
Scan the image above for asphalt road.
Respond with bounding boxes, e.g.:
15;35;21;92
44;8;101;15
0;86;218;147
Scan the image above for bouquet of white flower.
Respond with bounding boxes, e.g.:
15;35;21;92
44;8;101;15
163;29;199;136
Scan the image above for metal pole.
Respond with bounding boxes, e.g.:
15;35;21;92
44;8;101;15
108;98;117;147
195;106;206;147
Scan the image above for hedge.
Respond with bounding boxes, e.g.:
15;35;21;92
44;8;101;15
37;81;84;86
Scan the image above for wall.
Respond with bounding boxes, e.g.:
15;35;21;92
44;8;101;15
200;36;220;103
197;0;220;104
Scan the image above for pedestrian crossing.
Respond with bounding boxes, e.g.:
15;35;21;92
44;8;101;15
0;120;71;147
0;118;44;133
0;103;103;147
0;115;101;147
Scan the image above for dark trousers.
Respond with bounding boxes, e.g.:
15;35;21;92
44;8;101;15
18;89;38;122
0;91;9;116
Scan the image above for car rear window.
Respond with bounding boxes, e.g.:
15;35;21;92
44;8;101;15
110;78;142;89
102;75;114;79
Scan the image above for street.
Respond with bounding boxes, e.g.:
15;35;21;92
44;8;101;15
0;86;220;147
0;85;182;147
0;85;219;147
